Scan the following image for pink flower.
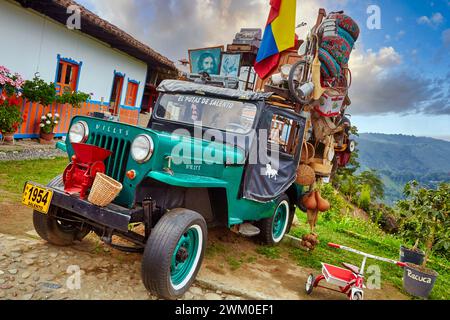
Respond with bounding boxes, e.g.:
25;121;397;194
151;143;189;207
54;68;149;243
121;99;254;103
0;65;11;74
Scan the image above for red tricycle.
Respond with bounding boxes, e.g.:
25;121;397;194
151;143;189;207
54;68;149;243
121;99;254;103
305;243;407;300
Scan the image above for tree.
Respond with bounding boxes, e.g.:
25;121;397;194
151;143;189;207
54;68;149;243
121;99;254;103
356;169;385;201
336;175;359;202
397;181;450;264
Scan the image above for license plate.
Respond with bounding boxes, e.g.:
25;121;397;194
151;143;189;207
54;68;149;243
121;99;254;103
22;183;53;214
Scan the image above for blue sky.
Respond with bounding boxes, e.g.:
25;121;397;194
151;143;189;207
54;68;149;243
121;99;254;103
337;0;450;139
78;0;449;139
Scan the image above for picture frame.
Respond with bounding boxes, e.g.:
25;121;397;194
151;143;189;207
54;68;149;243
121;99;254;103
219;53;242;77
188;46;224;75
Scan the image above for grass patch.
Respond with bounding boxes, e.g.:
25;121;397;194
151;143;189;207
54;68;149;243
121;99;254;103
226;256;244;270
206;242;227;258
0;157;68;201
289;210;450;300
256;246;281;259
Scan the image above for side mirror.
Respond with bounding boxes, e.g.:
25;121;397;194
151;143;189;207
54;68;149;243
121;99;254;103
298;42;307;56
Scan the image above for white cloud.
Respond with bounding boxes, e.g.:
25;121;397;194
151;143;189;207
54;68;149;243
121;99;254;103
74;1;449;116
417;12;444;27
77;0;355;61
443;28;450;46
396;30;406;40
348;46;449;115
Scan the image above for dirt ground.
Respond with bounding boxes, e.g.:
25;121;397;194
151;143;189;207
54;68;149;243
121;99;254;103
0;200;408;300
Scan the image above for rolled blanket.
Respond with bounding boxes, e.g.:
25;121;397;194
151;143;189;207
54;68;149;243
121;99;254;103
319;48;342;78
338;27;355;48
327;12;360;42
321;35;352;66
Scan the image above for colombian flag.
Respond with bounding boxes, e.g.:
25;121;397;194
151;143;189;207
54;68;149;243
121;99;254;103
255;0;297;79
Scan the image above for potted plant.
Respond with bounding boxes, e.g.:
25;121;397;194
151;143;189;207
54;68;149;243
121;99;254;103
0;95;24;145
39;113;60;144
0;65;24;97
22;75;57;107
399;241;425;265
57;88;91;108
397;181;449;299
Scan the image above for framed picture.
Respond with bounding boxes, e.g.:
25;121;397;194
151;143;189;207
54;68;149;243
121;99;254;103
220;53;242;77
188;46;224;75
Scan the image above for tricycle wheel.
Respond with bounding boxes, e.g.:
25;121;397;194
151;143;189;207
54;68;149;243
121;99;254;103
141;208;207;300
350;289;363;300
305;273;315;295
257;194;290;245
33;206;90;246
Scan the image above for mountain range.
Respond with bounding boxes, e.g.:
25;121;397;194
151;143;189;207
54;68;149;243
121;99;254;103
355;133;450;204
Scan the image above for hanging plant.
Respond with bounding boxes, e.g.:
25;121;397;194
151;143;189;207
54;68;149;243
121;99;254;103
22;75;57;106
57;87;91;108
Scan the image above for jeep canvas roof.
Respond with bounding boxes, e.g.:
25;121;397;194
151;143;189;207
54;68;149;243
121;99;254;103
157;80;273;101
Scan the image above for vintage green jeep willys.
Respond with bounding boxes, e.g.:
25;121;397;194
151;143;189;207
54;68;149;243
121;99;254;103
25;80;306;299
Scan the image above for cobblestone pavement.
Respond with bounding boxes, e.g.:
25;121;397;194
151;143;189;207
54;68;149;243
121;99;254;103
0;140;65;161
0;233;241;300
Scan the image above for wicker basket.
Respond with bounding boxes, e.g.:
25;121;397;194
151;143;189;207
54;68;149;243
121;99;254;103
310;158;333;176
301;141;315;164
88;173;123;207
296;164;316;186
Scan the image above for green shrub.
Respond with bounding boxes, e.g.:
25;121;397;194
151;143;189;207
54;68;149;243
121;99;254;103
358;184;371;211
320;183;345;221
57;90;91;108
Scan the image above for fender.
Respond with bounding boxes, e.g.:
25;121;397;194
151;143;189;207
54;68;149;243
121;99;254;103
147;171;228;188
56;141;67;153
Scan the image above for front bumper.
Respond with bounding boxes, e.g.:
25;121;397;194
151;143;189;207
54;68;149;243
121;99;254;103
44;184;143;232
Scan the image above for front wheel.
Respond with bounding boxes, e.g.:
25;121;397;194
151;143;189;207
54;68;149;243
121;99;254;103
257;194;290;245
141;208;207;299
33;174;90;246
33;206;90;246
305;273;315;295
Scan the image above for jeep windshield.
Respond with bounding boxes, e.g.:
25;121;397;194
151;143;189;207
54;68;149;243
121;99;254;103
155;94;257;134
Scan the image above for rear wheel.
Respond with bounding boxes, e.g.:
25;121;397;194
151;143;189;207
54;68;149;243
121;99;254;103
257;194;290;245
351;289;363;300
141;208;207;299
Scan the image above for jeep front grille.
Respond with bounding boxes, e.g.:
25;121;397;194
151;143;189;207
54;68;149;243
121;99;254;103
88;133;131;182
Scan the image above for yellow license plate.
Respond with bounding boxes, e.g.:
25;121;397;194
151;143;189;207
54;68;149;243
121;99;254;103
22;183;53;214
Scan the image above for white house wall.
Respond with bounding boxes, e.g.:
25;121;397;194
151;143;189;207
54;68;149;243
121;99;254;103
0;0;147;107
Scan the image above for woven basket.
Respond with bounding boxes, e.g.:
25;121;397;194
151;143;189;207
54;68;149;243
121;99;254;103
296;164;316;186
88;173;123;207
301;141;315;164
310;158;333;176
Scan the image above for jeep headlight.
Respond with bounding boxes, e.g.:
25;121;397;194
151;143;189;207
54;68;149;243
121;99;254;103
131;134;154;163
69;121;89;143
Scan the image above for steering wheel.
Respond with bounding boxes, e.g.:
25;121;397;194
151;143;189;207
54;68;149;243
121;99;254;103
226;123;247;133
288;59;314;105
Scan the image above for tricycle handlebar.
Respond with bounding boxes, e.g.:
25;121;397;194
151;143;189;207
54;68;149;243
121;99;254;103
327;242;405;268
328;242;341;248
